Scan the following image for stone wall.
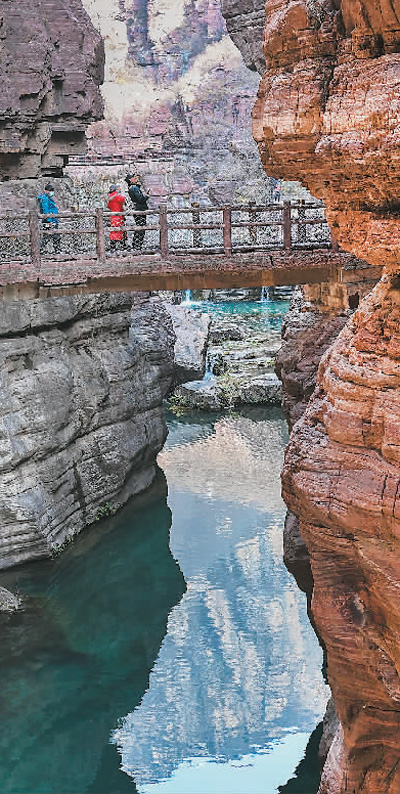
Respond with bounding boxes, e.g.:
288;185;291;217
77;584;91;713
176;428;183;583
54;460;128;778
0;0;104;179
250;0;400;270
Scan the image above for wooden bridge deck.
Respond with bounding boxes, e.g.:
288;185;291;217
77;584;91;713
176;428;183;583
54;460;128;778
0;202;382;299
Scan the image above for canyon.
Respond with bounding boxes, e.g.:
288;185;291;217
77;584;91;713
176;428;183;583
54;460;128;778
0;293;208;570
1;0;400;791
222;0;400;791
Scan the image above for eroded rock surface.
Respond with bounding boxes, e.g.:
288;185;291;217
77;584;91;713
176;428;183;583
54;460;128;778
249;0;400;270
0;0;104;179
0;293;175;569
282;275;400;793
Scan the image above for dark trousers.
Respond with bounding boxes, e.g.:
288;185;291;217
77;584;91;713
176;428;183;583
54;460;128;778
132;213;146;250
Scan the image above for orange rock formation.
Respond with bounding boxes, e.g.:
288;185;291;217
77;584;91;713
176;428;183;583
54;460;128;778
252;0;400;271
251;1;400;791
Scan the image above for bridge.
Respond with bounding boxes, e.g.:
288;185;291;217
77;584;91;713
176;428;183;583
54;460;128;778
0;201;381;299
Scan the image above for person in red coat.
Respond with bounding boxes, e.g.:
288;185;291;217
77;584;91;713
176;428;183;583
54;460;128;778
107;184;126;251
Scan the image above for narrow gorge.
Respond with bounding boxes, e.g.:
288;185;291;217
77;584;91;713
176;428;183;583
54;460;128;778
223;1;400;791
1;0;400;793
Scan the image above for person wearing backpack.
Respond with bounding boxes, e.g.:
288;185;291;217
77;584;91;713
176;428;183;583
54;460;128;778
125;173;150;250
37;183;61;253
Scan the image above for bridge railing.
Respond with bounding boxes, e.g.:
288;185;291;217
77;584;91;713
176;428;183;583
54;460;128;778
0;201;337;267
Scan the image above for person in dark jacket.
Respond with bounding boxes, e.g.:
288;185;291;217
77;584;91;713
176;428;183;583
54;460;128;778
125;173;150;250
37;183;61;253
107;184;126;251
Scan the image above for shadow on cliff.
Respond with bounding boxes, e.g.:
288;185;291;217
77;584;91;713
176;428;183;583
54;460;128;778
0;469;186;794
278;721;323;794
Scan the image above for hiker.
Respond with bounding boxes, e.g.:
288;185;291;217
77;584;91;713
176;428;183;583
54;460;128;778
107;184;127;251
125;173;150;250
273;180;282;203
37;183;61;253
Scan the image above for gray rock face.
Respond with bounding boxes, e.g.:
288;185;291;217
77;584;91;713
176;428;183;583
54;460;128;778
0;586;21;612
164;304;211;386
0;293;176;570
221;0;266;74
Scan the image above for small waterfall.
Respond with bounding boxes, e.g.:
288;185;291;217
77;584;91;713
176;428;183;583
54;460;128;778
260;286;270;303
204;355;213;381
182;290;192;304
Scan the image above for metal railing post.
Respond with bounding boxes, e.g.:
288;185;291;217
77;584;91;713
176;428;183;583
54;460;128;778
283;201;292;251
28;210;41;269
223;206;232;257
159;204;169;257
95;207;106;263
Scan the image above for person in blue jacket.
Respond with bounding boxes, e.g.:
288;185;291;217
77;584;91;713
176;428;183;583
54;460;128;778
37;183;61;253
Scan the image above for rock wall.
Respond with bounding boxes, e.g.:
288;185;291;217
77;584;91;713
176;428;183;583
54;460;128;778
76;0;274;206
219;1;400;790
0;0;104;179
281;275;400;793
250;0;400;270
0;294;175;570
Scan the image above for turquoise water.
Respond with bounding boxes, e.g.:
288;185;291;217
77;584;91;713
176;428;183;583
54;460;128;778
0;299;329;794
183;298;288;336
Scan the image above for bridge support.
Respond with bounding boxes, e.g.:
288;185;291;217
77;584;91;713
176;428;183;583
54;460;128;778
95;208;106;264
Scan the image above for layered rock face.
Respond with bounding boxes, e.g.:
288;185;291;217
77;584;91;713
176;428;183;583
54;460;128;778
0;294;175;569
0;0;104;179
219;0;400;790
250;0;400;270
76;0;272;205
282;275;400;793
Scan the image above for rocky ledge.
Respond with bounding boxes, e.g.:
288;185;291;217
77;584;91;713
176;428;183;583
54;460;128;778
0;293;207;570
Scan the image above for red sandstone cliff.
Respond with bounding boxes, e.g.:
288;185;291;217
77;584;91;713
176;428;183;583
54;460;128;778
221;1;400;791
0;0;104;179
252;0;400;271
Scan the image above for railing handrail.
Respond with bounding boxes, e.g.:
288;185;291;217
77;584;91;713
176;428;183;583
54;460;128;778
0;200;336;271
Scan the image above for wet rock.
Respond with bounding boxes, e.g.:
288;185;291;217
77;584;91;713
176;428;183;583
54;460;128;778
164;304;211;386
175;371;282;411
0;586;21;613
283;510;313;596
209;325;245;344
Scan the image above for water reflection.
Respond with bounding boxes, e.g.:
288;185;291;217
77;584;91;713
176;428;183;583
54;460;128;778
115;408;329;793
0;474;185;794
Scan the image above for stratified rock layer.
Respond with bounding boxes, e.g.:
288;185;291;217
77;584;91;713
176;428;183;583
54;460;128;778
0;0;104;178
250;0;400;270
282;275;400;793
0;294;175;569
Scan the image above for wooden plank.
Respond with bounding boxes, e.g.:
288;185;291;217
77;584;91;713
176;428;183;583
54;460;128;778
223;207;232;256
